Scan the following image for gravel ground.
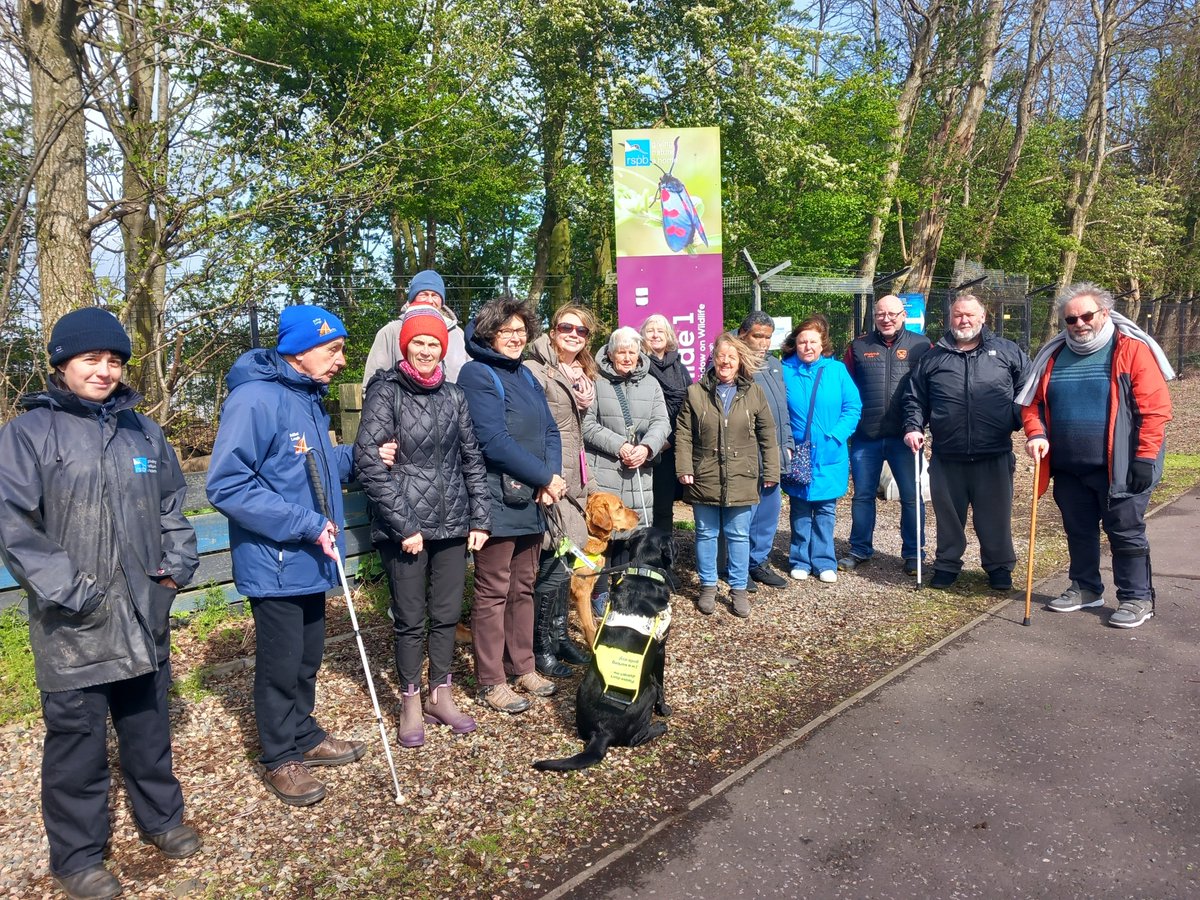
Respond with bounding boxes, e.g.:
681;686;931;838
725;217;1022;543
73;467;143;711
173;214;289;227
2;379;1197;899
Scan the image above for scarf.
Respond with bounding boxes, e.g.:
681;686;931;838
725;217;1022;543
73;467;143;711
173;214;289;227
1016;310;1175;406
558;359;595;410
1065;316;1114;356
398;358;444;390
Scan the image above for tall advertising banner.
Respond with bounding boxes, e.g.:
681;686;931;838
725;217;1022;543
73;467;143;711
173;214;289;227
613;127;722;381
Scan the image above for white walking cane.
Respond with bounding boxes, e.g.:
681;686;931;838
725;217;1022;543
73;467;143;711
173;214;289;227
306;451;404;804
914;446;924;590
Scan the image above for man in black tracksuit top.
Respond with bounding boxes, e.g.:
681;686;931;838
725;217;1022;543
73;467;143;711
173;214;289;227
841;294;931;574
902;294;1031;590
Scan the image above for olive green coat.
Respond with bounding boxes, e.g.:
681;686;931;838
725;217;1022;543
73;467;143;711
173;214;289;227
675;370;780;508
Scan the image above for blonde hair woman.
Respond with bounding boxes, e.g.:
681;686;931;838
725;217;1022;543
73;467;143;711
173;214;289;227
675;333;779;618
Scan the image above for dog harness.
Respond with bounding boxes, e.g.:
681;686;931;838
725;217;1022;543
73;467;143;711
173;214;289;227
592;566;672;706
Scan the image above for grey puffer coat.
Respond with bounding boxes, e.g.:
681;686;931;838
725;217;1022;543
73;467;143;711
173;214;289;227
355;367;490;544
582;348;670;526
0;381;198;692
525;335;588;548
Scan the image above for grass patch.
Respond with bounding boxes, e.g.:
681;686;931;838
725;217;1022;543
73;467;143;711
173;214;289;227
0;605;37;724
177;583;248;641
1157;453;1200;504
171;665;214;702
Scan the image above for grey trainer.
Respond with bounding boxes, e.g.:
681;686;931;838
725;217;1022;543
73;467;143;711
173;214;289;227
1047;582;1105;613
1108;600;1154;629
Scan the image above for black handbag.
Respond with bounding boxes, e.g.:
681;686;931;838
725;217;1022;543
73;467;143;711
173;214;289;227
782;368;823;487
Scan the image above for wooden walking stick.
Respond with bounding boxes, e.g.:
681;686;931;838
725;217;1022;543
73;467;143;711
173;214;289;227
1023;454;1042;627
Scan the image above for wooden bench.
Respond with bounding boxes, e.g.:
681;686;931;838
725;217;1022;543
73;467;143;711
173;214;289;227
0;471;378;616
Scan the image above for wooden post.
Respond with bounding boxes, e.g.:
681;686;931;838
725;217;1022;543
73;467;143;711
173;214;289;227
339;383;363;445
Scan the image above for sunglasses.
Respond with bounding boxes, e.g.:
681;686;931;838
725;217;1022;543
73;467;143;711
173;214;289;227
1064;309;1101;325
555;322;591;338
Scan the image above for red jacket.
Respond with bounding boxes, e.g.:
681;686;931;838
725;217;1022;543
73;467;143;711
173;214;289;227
1021;332;1172;498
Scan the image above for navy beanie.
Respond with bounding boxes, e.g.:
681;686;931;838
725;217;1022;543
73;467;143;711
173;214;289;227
407;270;446;306
48;307;132;367
276;305;348;355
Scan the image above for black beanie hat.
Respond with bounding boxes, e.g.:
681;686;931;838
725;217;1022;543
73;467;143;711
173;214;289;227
47;307;133;367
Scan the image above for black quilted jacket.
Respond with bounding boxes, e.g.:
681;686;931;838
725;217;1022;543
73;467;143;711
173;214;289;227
355;368;491;544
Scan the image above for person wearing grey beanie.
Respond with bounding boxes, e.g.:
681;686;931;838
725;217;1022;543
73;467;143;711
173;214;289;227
361;269;467;390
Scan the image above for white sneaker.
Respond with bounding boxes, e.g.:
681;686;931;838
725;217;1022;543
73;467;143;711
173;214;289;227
819;570;837;583
789;568;809;581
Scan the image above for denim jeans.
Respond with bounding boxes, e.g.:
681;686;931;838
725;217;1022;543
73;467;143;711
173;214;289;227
788;496;838;575
694;503;753;588
748;482;783;570
848;435;924;561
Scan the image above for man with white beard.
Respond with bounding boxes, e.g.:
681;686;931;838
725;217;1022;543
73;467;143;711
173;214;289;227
1017;283;1174;628
902;294;1031;589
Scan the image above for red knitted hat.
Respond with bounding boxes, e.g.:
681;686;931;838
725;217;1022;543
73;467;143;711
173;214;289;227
398;304;449;358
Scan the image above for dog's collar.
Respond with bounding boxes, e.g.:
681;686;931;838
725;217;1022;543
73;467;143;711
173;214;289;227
614;565;669;585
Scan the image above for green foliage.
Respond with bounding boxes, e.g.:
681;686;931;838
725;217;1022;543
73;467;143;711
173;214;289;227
179;584;248;642
171;665;215;702
0;606;37;724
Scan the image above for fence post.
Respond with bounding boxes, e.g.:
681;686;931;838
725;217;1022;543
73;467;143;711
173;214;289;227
248;299;260;349
1178;301;1186;376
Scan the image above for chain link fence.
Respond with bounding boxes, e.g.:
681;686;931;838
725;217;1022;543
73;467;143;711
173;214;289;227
3;269;1197;458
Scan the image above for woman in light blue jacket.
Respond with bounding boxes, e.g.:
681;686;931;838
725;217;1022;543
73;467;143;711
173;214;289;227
780;315;862;583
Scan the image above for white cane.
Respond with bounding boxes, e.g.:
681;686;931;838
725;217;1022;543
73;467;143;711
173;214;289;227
306;451;404;804
914;446;923;590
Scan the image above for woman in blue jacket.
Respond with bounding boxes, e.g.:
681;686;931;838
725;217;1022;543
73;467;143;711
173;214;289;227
207;306;394;808
458;296;566;715
780;315;862;583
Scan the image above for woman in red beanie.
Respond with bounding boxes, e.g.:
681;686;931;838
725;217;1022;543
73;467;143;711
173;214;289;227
355;305;491;746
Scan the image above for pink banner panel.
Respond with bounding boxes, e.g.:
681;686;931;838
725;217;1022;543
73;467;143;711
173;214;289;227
617;254;723;381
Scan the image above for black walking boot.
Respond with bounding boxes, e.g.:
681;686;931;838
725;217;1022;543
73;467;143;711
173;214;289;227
552;577;592;665
534;586;572;678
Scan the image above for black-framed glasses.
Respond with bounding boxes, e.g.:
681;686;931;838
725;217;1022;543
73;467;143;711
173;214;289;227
497;327;528;339
555;322;591;338
1064;309;1101;325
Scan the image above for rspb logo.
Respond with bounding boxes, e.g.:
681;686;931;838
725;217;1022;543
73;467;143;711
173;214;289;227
132;457;157;474
624;139;650;167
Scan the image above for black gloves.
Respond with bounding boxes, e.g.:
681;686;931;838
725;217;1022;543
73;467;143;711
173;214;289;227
1129;458;1155;494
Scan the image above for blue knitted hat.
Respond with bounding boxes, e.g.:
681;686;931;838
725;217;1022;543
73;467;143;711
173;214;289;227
277;305;348;355
407;270;445;305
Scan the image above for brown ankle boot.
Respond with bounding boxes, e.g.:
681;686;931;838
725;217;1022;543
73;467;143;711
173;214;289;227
398;684;425;747
424;675;477;734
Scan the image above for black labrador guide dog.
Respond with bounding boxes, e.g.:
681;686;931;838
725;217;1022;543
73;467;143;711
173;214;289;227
533;528;675;773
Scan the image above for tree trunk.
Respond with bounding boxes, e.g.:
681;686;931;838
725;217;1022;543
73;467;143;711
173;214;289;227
978;0;1051;255
905;0;1005;297
857;0;944;282
109;0;168;412
1055;0;1115;306
528;96;567;304
20;0;94;335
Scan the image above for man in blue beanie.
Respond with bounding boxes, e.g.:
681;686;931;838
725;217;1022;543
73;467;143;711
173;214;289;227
207;305;395;806
361;269;466;390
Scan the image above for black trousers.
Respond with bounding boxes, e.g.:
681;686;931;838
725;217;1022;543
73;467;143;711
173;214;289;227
250;593;328;770
379;538;468;686
41;664;184;877
1053;467;1153;602
650;449;678;532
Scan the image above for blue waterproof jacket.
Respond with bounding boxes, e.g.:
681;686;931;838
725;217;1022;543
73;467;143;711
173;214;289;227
780;355;862;502
206;350;354;598
458;322;561;537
